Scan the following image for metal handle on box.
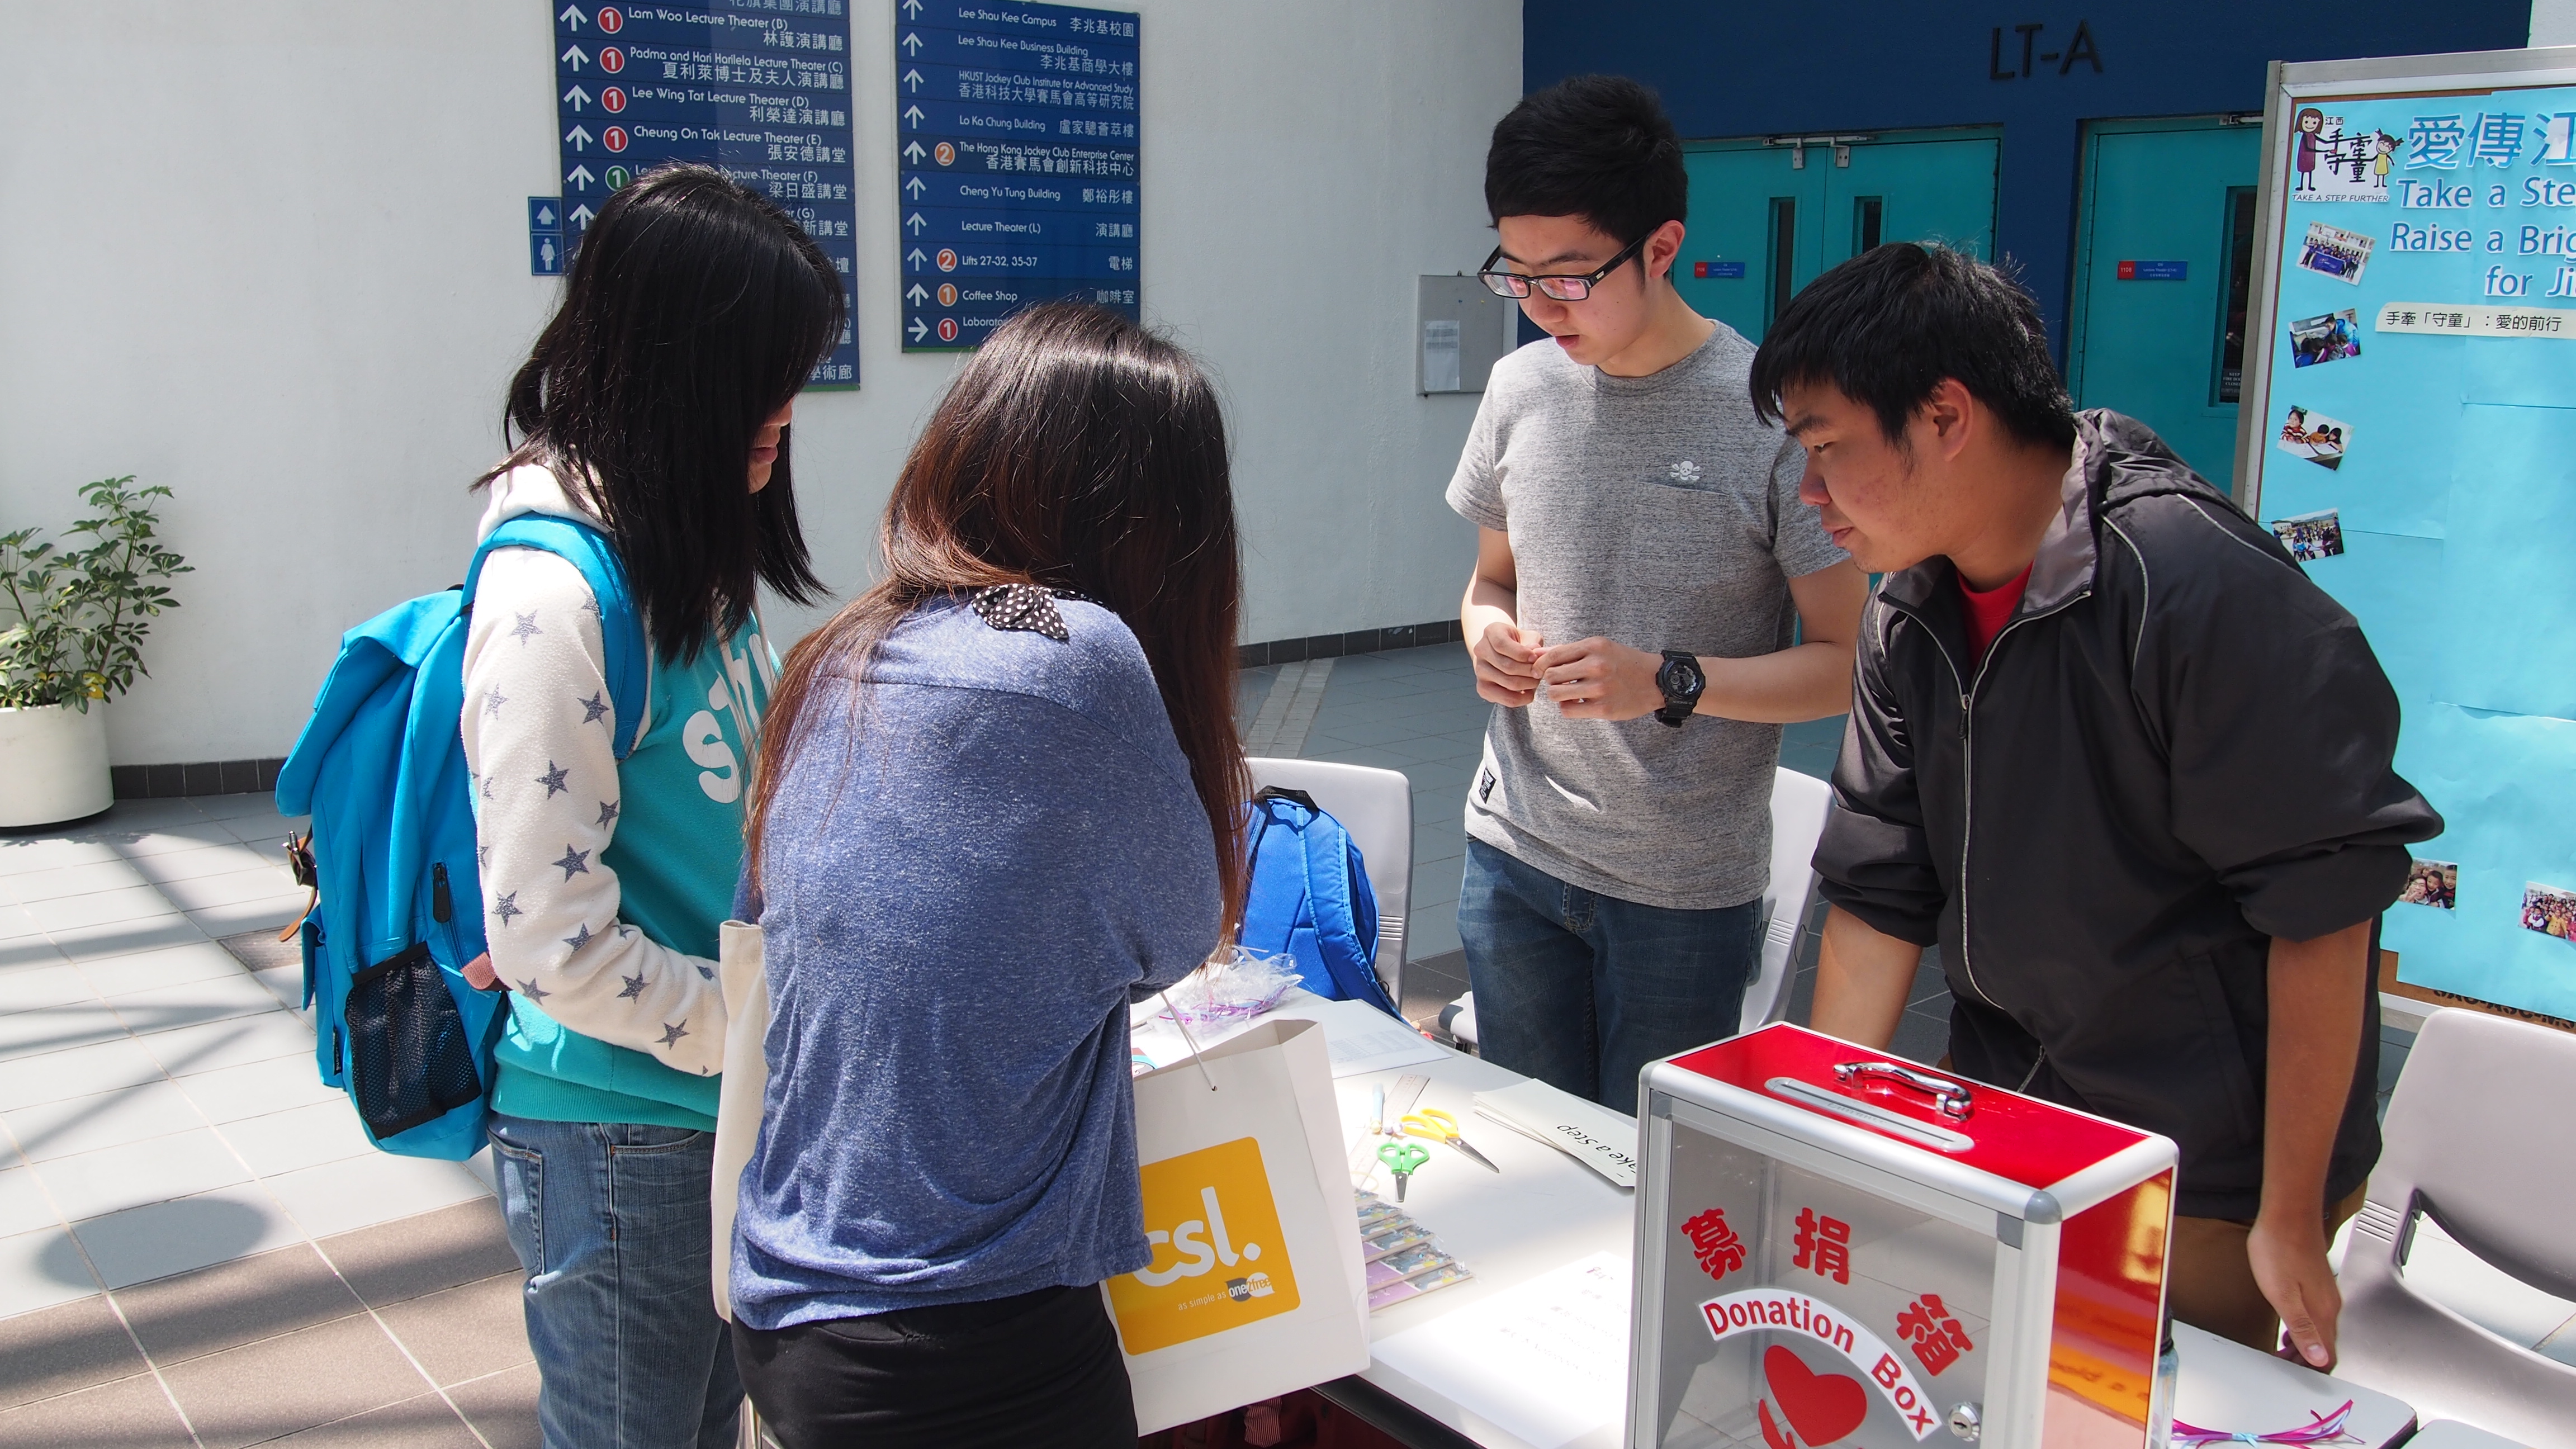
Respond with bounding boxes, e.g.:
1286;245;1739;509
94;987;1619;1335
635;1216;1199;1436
1832;1060;1974;1120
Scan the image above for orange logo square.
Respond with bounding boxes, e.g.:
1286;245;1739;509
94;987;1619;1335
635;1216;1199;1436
1107;1136;1301;1353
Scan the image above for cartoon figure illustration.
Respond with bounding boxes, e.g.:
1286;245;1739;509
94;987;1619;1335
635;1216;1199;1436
2294;108;2325;194
2374;131;2401;188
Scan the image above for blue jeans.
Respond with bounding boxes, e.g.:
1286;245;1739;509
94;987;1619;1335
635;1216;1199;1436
1459;839;1760;1113
488;1114;744;1449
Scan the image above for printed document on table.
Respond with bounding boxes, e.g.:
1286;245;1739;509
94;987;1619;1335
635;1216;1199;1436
1130;991;1445;1077
1372;1251;1632;1449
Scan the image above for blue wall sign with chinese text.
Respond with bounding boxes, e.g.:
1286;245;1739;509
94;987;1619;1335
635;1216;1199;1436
554;1;858;387
897;0;1140;351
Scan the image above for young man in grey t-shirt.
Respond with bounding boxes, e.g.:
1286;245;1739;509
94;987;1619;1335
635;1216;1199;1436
1450;75;1865;1111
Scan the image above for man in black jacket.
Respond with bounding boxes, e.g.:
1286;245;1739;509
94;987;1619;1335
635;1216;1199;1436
1751;244;2440;1369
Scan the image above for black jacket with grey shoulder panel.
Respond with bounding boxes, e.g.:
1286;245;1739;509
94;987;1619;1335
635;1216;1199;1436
1813;409;2442;1220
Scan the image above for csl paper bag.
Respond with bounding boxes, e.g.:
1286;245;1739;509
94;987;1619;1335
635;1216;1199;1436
707;919;771;1323
1112;1017;1369;1434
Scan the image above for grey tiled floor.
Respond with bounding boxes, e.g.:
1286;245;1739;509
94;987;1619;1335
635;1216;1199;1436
0;793;535;1445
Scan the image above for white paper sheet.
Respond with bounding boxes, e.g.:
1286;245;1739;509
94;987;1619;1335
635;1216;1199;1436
1372;1251;1632;1449
1131;990;1446;1078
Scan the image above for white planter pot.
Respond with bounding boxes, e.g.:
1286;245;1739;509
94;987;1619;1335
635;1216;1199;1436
0;702;113;828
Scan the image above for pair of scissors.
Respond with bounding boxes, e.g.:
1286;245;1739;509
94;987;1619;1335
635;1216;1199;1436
1377;1141;1429;1201
1401;1108;1500;1173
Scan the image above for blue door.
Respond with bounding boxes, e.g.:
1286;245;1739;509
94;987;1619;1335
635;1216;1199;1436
2067;119;2265;490
1677;129;2000;343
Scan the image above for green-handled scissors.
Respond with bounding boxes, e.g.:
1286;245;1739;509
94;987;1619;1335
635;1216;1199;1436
1376;1141;1429;1202
1401;1107;1501;1173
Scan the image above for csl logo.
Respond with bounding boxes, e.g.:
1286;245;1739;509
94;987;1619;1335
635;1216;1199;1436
1107;1137;1299;1353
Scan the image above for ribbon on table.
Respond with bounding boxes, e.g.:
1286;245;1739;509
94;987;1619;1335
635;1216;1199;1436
2171;1399;2356;1447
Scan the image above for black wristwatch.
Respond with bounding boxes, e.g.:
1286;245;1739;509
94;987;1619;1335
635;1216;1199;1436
1654;650;1704;727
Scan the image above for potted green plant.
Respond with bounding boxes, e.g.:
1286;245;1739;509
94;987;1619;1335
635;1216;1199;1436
0;478;190;826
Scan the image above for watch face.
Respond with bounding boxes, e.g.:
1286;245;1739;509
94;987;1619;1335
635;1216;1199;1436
1667;659;1704;697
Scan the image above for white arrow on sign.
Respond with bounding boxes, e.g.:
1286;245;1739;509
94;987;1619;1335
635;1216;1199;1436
901;31;923;55
906;247;927;271
902;105;925;128
901;0;921;16
563;84;591;111
909;317;929;342
561;44;589;70
565;164;597;191
902;140;926;164
905;176;926;198
906;283;929;304
905;212;927;235
570;203;597;228
902;68;924;93
564;124;594;151
536;203;558;227
559;4;586;28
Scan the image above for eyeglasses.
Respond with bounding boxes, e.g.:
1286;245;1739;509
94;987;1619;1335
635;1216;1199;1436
1476;233;1651;301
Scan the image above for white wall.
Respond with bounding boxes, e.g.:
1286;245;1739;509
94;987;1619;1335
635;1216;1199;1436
2537;0;2576;45
0;0;1519;766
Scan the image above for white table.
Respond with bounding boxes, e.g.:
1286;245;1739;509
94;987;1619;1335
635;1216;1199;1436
1302;1035;2445;1449
1313;1040;1636;1449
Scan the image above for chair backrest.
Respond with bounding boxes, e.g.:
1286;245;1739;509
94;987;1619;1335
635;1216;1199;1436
1246;757;1412;1009
1742;768;1833;1035
2334;1008;2576;1446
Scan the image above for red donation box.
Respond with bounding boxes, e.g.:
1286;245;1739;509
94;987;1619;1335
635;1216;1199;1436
1630;1024;2178;1449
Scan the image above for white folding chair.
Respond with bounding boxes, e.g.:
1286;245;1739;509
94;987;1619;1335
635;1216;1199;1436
1246;756;1413;1012
2332;1008;2576;1447
1741;768;1831;1034
1446;766;1833;1048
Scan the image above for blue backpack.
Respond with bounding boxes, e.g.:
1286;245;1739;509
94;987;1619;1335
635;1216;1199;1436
275;517;646;1160
1239;787;1399;1017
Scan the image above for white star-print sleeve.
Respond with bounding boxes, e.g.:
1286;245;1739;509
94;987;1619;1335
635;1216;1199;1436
458;546;727;1075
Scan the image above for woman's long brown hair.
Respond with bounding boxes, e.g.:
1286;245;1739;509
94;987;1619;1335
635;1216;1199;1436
747;300;1249;932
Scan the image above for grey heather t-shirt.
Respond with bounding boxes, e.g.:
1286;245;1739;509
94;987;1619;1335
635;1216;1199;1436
1446;326;1846;911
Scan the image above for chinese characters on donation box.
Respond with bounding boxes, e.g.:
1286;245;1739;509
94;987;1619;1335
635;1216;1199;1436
2258;84;2576;1027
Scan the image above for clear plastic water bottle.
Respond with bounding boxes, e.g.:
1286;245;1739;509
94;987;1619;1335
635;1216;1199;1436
2145;1328;2180;1447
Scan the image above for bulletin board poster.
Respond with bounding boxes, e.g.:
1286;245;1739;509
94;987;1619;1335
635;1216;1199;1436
2247;63;2576;1027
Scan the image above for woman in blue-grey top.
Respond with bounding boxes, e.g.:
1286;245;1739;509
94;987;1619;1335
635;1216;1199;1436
731;300;1248;1448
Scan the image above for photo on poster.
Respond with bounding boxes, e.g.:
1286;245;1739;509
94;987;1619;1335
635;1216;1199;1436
2271;508;2346;561
2289;309;2364;368
2297;221;2376;285
2400;859;2457;911
2522;882;2576;940
2276;406;2352;471
2290;109;2399;202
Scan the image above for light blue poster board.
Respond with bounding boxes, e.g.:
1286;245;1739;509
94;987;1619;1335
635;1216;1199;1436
2243;50;2576;1026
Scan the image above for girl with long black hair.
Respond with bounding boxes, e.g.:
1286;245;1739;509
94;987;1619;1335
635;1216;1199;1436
461;162;839;1449
730;300;1248;1447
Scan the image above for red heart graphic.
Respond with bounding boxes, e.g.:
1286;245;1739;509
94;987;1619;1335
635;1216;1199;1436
1763;1344;1869;1446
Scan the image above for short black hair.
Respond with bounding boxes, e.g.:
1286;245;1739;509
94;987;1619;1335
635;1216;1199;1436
1750;243;2076;451
1485;75;1685;245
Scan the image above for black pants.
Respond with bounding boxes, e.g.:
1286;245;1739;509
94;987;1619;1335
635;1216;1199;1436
731;1284;1136;1449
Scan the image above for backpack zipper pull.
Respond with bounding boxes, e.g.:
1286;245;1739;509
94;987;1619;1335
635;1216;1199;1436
1959;693;1971;741
432;863;454;924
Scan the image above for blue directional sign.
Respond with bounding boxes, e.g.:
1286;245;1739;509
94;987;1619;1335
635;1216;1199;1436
554;0;859;387
896;0;1139;351
529;197;566;276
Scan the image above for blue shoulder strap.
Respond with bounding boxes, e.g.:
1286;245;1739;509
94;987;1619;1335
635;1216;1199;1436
463;516;648;759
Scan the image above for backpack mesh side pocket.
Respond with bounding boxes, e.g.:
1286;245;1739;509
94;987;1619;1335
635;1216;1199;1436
344;943;482;1140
